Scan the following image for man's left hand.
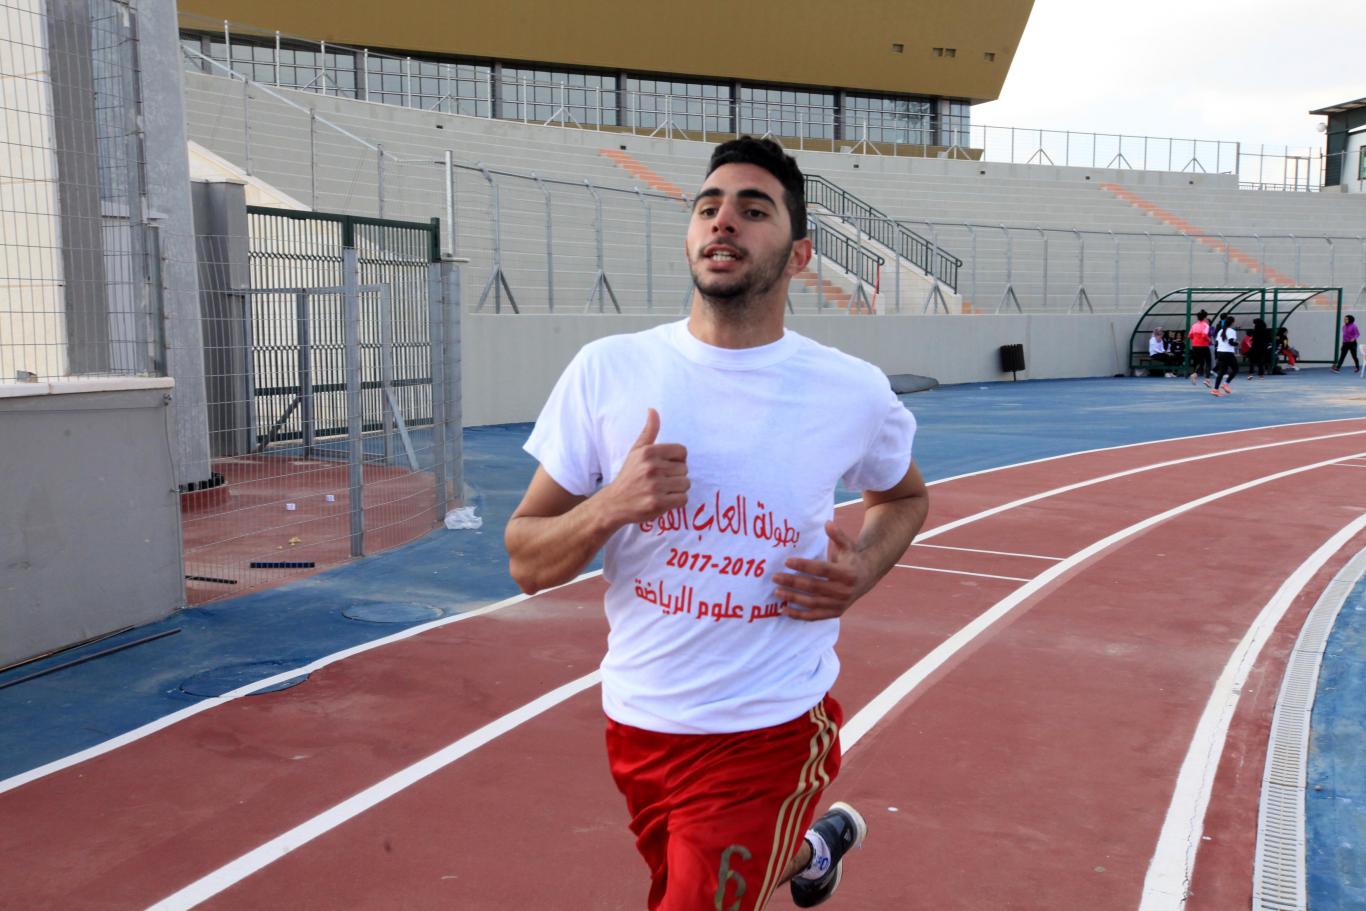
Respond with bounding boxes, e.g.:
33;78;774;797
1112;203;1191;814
772;521;874;622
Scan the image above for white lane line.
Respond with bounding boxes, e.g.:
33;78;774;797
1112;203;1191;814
910;542;1063;561
0;569;607;796
8;425;1366;796
839;451;1366;753
903;416;1366;491
144;450;1366;911
906;427;1366;547
143;671;602;911
893;564;1031;583
1137;512;1366;911
1328;462;1366;469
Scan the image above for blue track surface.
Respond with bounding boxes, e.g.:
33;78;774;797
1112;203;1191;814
1307;575;1366;911
2;368;1364;814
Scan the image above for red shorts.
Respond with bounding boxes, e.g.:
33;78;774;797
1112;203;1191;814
605;695;843;911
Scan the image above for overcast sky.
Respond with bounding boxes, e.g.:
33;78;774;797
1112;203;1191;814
973;0;1364;154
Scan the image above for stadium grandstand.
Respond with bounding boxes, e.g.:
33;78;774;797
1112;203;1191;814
3;0;1366;909
167;3;1366;339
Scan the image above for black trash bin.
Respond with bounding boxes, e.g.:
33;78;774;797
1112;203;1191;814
999;343;1025;379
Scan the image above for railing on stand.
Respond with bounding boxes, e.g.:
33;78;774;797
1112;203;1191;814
182;21;1325;188
177;47;1366;317
808;217;883;313
889;219;1366;315
806;175;961;291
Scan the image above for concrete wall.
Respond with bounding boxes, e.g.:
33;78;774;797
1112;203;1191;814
0;379;183;666
460;308;1348;426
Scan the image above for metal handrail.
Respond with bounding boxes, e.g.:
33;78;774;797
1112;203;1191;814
806;175;961;290
809;216;883;292
890;217;1360;243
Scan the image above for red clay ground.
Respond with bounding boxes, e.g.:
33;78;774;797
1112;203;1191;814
181;454;442;605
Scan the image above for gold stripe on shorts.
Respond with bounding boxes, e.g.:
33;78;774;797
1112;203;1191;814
755;703;838;906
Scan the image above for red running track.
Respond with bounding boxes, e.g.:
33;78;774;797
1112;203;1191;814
4;419;1366;910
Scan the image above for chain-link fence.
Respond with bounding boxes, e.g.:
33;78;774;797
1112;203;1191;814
1;0;163;384
2;1;467;614
885;220;1366;315
186;195;461;604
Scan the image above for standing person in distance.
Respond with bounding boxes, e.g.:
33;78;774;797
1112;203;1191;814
1211;315;1240;397
1332;314;1360;374
1246;318;1273;379
505;137;930;910
1187;309;1212;386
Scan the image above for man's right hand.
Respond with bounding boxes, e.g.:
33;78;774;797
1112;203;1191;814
601;408;690;527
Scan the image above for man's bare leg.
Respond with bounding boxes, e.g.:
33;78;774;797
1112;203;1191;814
779;840;814;885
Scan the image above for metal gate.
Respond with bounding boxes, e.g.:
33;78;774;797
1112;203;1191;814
191;203;460;602
244;209;442;455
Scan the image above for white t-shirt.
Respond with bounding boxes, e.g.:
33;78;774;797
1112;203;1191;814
1215;326;1239;353
524;320;916;734
1148;336;1168;356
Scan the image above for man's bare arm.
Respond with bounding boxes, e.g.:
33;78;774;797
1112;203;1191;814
772;460;930;620
506;409;689;595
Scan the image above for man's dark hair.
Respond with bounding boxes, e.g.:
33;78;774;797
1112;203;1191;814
706;137;807;240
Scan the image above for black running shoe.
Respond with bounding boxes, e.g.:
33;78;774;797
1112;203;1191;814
790;802;867;907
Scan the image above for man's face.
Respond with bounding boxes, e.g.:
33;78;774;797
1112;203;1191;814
685;163;806;306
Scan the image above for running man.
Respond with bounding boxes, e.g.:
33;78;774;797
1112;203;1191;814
506;137;929;909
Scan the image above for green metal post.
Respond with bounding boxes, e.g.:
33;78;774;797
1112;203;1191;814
1182;289;1193;375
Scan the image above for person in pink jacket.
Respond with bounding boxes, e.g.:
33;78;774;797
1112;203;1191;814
1187;309;1212;386
1332;314;1360;373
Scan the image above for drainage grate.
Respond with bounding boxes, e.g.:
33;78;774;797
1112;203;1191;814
1252;548;1366;911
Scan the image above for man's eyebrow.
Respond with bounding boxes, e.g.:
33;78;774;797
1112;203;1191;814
692;187;723;209
691;187;778;210
737;188;777;207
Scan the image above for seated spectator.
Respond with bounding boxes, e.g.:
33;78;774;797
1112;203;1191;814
1246;318;1273;379
1147;327;1182;376
1275;326;1300;372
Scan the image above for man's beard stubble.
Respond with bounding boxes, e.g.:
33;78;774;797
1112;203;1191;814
688;241;792;320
